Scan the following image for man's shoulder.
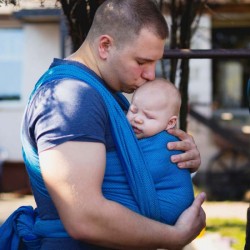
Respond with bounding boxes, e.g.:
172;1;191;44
55;78;100;94
34;78;103;106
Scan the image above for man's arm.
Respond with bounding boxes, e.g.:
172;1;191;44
167;128;201;172
39;141;205;249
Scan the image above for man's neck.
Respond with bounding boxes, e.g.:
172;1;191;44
66;42;101;78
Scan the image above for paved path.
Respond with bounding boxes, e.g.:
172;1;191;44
203;201;249;221
0;194;249;250
0;193;36;225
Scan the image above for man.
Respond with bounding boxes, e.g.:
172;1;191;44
0;0;206;249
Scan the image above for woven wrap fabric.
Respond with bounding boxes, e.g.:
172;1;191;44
0;206;69;249
0;62;163;249
103;131;194;225
22;63;161;221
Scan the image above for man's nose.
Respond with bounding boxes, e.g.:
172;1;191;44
141;64;156;81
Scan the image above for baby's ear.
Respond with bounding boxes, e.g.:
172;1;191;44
166;116;177;130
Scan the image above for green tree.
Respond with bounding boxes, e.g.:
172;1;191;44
163;0;207;130
0;0;16;5
60;0;105;52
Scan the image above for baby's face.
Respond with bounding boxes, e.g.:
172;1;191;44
127;94;172;139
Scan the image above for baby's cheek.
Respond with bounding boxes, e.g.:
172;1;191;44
126;112;131;120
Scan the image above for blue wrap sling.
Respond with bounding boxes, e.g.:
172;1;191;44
0;62;194;248
25;63;162;219
104;131;194;225
0;63;162;249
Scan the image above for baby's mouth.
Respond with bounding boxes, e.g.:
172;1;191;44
132;126;143;134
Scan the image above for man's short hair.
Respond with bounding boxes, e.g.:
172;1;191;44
87;0;169;46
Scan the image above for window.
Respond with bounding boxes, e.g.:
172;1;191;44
0;28;24;101
212;27;250;108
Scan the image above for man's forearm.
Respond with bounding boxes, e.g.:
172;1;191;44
41;142;205;249
68;198;182;250
65;192;206;250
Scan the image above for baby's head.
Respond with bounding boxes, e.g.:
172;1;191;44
127;78;181;139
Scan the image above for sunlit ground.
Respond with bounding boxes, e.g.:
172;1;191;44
206;218;246;250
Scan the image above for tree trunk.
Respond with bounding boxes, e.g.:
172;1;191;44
60;0;105;52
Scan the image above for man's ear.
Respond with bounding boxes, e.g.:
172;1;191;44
166;116;178;130
98;35;113;60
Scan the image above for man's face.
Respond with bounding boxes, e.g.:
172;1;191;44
126;90;172;139
105;28;165;93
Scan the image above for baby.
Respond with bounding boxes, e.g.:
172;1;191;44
127;78;181;139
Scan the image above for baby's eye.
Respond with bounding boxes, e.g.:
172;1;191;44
146;114;154;119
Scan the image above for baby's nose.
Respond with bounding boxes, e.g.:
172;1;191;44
134;116;143;124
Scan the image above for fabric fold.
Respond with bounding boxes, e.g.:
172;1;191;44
0;61;162;249
0;206;69;250
23;63;161;221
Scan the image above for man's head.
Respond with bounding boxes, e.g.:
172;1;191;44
84;0;169;93
127;78;181;139
87;0;168;47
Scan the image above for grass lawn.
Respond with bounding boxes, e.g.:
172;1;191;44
206;218;246;250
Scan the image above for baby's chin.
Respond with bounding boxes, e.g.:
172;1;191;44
135;132;144;139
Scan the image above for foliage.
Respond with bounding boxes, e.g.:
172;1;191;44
60;0;105;52
206;218;246;250
165;0;208;130
0;0;16;6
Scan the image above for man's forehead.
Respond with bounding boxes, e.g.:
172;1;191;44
128;29;165;54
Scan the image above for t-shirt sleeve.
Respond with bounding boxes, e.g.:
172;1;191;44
27;79;108;153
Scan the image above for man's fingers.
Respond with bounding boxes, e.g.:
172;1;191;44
193;193;207;230
170;150;196;163
168;140;190;151
167;127;201;171
170;149;201;165
168;127;188;141
177;160;200;172
193;192;206;208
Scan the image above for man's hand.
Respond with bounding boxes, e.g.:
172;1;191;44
167;128;201;172
174;192;206;248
